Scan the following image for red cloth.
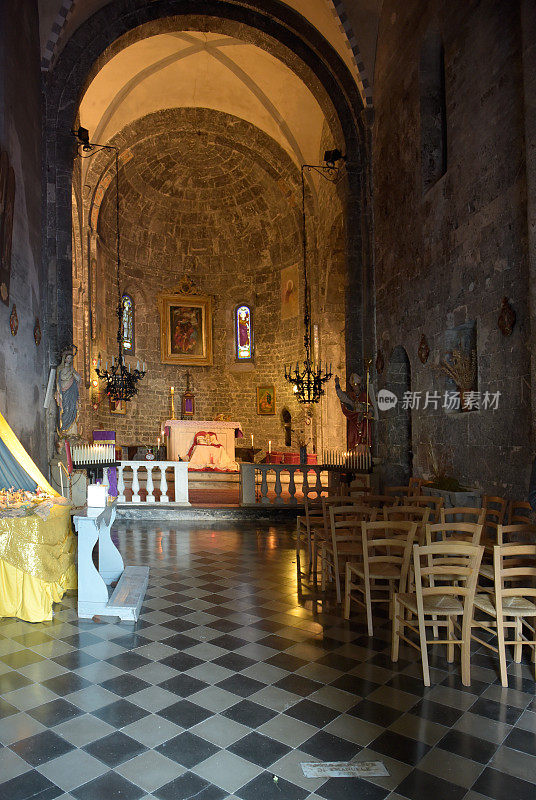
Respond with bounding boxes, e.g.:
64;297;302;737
187;431;222;461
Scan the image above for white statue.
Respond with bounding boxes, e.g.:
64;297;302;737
55;345;82;438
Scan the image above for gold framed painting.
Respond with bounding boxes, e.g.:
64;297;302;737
257;385;276;415
159;291;213;366
109;398;126;415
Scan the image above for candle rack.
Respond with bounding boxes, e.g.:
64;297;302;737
321;448;373;473
71;444;119;483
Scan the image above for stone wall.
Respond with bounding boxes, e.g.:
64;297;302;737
0;0;48;470
374;0;531;497
81;108;347;454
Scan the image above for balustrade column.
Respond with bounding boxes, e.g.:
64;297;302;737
274;467;283;504
260;468;270;504
288;468;297;505
301;466;310;500
314;468;323;499
146;466;155;503
160;466;169;503
131;465;141;503
117;465;126;502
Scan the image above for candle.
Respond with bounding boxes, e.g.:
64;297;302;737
157;436;161;447
268;440;272;454
251;434;254;447
65;441;73;474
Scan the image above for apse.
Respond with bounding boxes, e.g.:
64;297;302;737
71;28;349;456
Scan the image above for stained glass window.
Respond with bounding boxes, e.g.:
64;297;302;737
236;305;253;360
121;294;135;354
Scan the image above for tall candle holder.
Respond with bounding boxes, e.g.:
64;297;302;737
170;386;175;420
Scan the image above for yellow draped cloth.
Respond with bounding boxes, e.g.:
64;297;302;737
0;505;77;622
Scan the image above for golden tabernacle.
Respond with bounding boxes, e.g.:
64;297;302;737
0;412;77;622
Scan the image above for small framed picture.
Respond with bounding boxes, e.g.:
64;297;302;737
257;385;276;415
110;398;126;415
181;390;195;418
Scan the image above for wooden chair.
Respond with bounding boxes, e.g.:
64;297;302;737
296;496;324;580
425;521;483;546
473;544;536;686
384;505;430;546
480;523;536;582
409;477;429;495
299;494;372;582
321;504;378;603
306;494;364;582
401;495;444;522
349;477;372;493
440;507;486;526
508;501;532;525
385;485;415;499
353;494;399;508
482;495;508;525
344;520;418;636
392;542;483;686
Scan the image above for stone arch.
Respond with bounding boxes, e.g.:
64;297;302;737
327;0;373;107
381;345;412;486
43;0;367;372
40;0;76;71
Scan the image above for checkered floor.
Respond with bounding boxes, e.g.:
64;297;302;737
1;521;535;800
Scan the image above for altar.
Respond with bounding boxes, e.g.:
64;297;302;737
165;419;243;465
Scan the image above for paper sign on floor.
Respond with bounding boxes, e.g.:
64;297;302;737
300;761;389;778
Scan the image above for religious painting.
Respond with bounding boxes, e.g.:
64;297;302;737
257;385;276;415
159;291;213;366
281;264;299;320
110;398;126;415
236;304;253;360
0;149;16;307
121;293;135;354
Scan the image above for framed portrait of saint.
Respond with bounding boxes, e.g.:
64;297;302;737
159;291;213;366
110;398;126;415
257;385;276;415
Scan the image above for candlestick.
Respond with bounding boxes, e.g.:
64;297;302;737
251;434;254;447
268;440;272;454
170;386;175;420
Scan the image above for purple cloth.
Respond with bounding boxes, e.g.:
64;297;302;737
107;466;118;497
93;430;115;442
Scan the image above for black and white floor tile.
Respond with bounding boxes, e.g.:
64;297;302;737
1;521;535;800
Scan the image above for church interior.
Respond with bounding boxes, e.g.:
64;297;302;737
1;1;536;799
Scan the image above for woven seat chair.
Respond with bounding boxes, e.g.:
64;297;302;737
392;542;483;686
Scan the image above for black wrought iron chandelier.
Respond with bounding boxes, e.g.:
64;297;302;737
284;154;345;403
73;127;146;403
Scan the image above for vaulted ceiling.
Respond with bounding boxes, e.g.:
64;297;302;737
78;31;327;168
38;0;383;102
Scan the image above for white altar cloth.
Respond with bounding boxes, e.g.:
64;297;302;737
165;419;243;463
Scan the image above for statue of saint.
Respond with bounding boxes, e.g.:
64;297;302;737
55;345;82;438
335;373;377;451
